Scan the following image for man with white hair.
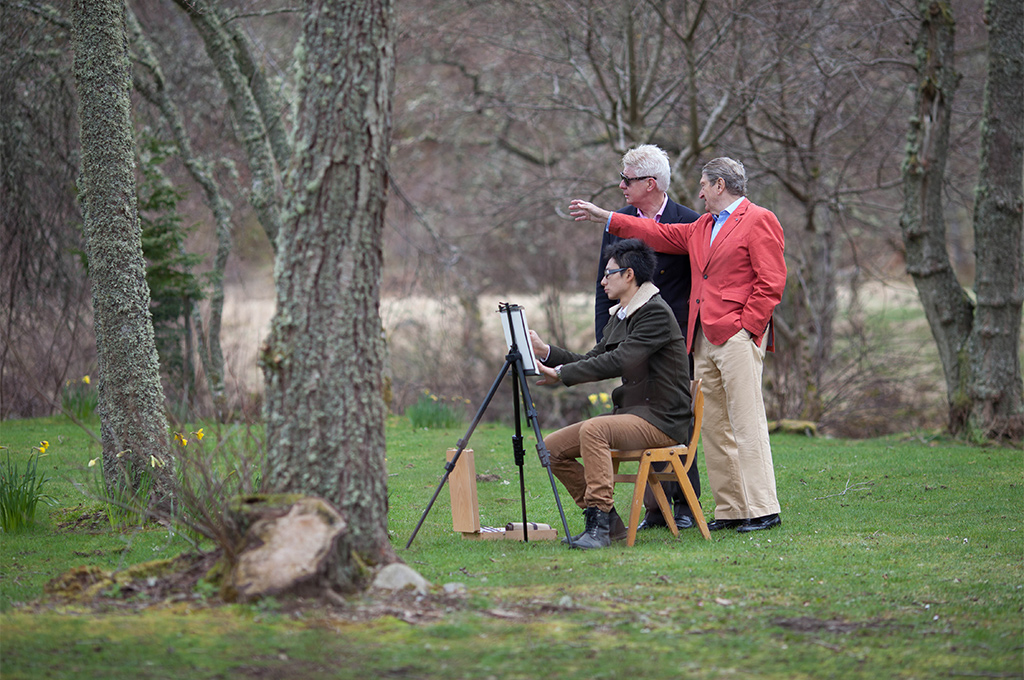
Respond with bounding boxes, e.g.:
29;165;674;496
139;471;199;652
593;144;703;533
571;157;787;534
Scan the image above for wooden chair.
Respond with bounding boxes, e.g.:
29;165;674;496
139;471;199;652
610;379;710;546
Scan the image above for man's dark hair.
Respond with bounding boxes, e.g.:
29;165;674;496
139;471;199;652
604;238;657;285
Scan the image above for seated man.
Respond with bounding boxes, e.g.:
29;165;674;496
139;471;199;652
530;238;692;549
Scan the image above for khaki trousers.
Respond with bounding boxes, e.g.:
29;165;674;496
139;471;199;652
694;327;780;519
545;414;677;512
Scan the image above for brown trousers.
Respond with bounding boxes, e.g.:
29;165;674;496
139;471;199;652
545;413;677;512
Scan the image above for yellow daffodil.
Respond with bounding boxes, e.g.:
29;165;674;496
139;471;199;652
599;392;611;405
88;457;99;467
82;375;91;385
194;428;205;441
38;440;50;454
588;394;599;405
174;432;188;447
116;449;128;458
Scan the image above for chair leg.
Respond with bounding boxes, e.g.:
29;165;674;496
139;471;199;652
669;453;710;540
647;473;678;537
626;457;653;547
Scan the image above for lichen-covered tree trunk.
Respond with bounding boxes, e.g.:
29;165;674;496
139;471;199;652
968;0;1023;439
71;0;171;495
261;0;396;589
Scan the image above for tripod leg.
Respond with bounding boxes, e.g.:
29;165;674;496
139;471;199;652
405;359;513;549
513;360;575;547
511;369;529;541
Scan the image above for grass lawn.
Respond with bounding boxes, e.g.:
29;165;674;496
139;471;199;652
1;414;1021;679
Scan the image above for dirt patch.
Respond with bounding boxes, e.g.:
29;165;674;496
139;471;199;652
54;506;109;534
772;616;893;634
29;548;478;625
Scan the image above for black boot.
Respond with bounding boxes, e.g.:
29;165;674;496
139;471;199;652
563;507;626;544
608;507;627;542
572;507;612;550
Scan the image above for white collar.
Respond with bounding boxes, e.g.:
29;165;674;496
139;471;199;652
608;281;660;320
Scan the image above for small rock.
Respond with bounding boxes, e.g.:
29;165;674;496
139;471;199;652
372;563;431;595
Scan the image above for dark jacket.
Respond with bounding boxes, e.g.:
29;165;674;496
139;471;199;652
595;198;701;343
546;283;692;445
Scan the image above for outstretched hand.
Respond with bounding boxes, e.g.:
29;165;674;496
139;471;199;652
568;199;611;224
535;362;561;386
528;329;549;361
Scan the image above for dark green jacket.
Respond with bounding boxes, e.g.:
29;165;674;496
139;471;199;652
544;282;692;445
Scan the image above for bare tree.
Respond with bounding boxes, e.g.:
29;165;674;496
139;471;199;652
70;0;172;494
261;0;397;589
900;0;1023;440
128;7;236;421
0;1;92;418
737;0;914;422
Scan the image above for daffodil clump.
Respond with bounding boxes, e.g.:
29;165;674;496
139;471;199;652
406;389;469;429
61;374;98;421
587;391;613;416
0;442;57;532
86;447;152;530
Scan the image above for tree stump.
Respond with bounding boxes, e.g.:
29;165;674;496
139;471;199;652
224;495;347;601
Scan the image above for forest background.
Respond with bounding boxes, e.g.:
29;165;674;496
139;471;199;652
2;0;1021;441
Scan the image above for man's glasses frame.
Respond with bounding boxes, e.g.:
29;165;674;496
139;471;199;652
620;172;654;185
603;267;629;278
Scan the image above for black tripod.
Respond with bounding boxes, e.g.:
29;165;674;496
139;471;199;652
405;303;574;549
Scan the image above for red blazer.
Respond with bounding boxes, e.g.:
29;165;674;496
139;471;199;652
609;198;786;353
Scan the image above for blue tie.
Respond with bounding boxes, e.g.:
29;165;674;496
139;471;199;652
710;210;730;245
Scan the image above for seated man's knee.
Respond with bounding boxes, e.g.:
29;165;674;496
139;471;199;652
578;418;613;445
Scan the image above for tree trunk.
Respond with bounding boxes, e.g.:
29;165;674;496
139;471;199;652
172;0;283;251
71;0;172;497
901;0;1023;440
968;0;1023;439
900;0;975;431
262;0;396;590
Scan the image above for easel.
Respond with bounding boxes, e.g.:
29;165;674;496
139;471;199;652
405;303;574;548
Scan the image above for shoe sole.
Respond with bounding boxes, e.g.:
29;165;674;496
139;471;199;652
736;520;781;533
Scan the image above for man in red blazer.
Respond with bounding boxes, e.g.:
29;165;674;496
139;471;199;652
569;157;787;533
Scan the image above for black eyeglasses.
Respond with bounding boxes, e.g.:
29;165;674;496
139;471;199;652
603;267;628;278
620;172;654;185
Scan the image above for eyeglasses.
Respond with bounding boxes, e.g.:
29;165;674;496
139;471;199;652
603;267;628;278
620;172;654;185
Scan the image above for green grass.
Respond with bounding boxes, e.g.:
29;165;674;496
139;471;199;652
1;415;1022;679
